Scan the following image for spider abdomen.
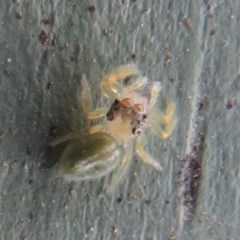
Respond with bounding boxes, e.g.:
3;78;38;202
59;132;123;181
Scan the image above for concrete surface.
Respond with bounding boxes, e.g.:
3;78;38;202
0;0;240;239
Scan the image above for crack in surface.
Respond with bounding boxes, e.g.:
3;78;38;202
179;95;208;222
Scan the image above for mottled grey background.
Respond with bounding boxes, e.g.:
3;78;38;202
0;0;240;240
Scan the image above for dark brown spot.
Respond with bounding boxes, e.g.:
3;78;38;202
226;97;236;110
198;96;208;113
182;16;192;29
210;29;216;36
111;225;118;234
131;54;136;60
203;0;213;17
42;16;54;25
144;199;151;204
46;81;52;90
38;30;51;46
49;125;58;137
117;197;122;203
15;11;23;19
87;5;97;14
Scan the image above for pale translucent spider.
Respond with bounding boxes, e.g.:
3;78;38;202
50;64;176;192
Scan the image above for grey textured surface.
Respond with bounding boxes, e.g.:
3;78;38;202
1;0;240;239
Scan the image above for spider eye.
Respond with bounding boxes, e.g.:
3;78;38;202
113;99;120;104
131;126;142;136
121;98;133;107
106;111;114;121
136;129;142;135
133;103;144;113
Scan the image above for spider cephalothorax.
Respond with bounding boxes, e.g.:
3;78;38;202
106;98;148;137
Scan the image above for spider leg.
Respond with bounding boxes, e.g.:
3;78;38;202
49;131;83;146
148;81;161;108
100;64;141;99
136;136;162;171
88;124;104;134
148;102;176;139
80;74;108;120
107;143;134;193
124;76;148;95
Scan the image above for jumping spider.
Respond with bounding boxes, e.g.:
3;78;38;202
50;64;176;192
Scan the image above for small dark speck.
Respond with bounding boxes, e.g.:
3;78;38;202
42;16;54;25
3;69;9;75
131;54;136;60
28;179;33;185
46;81;53;90
28;211;33;220
87;5;97;14
123;77;130;85
117;197;122;203
165;200;170;204
39;30;51;46
51;38;56;48
144;199;151;204
103;27;113;37
198;96;208;113
226;97;236;110
26;147;31;155
15;11;23;19
210;29;216;36
182;16;192;29
49;125;58;137
169;73;175;83
111;225;118;234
